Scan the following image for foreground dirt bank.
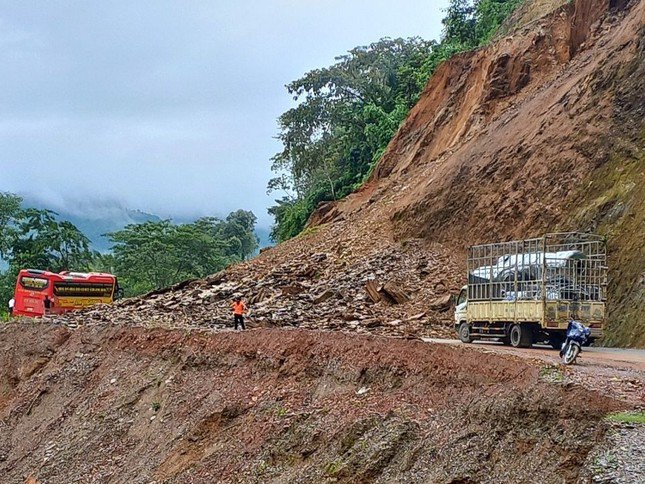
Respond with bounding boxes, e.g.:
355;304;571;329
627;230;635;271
0;322;631;483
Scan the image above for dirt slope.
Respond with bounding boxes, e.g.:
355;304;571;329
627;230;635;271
0;322;626;483
328;0;644;346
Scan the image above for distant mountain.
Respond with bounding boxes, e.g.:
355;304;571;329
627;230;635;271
21;197;161;253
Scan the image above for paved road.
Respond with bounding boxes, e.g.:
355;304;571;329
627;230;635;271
421;338;645;371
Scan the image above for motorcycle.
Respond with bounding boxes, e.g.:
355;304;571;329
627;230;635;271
559;320;591;365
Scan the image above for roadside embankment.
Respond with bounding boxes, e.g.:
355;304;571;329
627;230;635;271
0;322;630;483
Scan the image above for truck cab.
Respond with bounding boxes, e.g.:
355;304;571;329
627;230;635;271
454;285;467;325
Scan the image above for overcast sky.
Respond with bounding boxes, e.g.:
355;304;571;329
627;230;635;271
0;0;449;226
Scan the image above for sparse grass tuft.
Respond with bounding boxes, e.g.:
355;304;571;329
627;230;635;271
324;459;343;476
539;365;564;383
606;411;645;425
274;404;287;418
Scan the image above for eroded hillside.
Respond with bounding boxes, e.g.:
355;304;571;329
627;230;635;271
322;0;645;346
0;322;626;483
47;0;642;347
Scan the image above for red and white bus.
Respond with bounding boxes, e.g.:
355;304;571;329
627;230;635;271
12;269;121;317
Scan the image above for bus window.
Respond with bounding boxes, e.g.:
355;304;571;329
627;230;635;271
53;282;114;298
20;276;49;291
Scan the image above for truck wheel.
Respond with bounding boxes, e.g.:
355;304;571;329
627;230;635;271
458;322;474;343
510;324;532;348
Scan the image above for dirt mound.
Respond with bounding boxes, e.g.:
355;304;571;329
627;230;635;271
0;322;625;483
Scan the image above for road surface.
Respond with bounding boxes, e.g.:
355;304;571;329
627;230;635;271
422;338;645;370
422;338;645;406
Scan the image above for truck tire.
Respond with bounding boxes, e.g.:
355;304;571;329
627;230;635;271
510;323;532;348
458;322;474;343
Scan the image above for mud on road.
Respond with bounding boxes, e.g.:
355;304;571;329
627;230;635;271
0;322;637;483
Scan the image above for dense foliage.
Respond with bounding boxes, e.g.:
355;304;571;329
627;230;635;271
268;0;523;242
0;192;94;313
0;192;258;312
106;210;258;296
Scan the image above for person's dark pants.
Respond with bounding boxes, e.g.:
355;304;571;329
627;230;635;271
234;314;245;330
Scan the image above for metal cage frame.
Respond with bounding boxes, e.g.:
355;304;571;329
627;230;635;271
467;233;607;309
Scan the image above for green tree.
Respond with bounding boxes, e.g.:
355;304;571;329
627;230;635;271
0;193;95;314
268;0;524;242
221;210;259;260
10;208;93;272
108;211;257;296
0;192;22;259
268;37;436;242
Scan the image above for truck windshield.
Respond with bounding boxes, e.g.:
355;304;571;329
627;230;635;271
457;289;467;306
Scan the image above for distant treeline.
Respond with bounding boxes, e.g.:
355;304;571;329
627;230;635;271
268;0;523;242
0;192;258;309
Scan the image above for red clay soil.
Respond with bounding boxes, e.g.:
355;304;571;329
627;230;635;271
0;322;624;483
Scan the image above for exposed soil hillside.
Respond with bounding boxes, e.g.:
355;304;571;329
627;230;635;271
50;0;642;347
0;322;628;483
331;0;644;346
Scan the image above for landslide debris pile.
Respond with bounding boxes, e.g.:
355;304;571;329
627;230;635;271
56;216;462;339
0;323;624;483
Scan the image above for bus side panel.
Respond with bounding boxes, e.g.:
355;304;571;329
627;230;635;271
56;296;113;310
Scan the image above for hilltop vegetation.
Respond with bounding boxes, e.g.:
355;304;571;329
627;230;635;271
268;0;523;242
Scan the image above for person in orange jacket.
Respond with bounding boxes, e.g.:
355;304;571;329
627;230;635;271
231;296;247;330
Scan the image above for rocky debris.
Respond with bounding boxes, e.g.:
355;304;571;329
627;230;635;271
53;229;462;340
588;422;645;483
428;293;453;312
365;280;411;305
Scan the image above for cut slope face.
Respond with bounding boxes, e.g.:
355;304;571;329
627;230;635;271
0;322;623;483
326;0;644;346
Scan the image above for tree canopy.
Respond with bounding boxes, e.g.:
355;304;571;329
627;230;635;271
268;0;524;242
107;213;258;296
0;193;94;311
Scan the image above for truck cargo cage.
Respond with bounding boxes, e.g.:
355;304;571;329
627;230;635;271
467;232;607;307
